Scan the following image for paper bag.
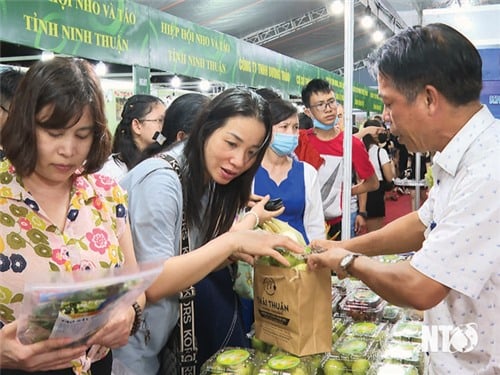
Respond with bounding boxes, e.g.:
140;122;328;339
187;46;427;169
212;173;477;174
253;264;332;356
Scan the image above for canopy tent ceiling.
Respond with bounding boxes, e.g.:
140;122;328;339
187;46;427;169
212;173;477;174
1;0;499;90
131;0;499;75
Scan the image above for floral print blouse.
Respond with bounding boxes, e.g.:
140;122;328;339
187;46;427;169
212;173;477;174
0;155;127;374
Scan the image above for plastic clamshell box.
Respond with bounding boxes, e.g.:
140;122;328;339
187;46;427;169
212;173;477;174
332;335;377;362
331;291;344;314
390;320;423;342
368;362;419;375
321;352;373;375
200;347;256;375
344;288;383;308
254;353;317;375
343;321;388;343
380;340;423;370
331;317;351;348
331;275;348;296
339;298;386;322
382;304;403;323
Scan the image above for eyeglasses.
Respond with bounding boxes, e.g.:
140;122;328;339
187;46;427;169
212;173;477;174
309;98;337;112
139;118;164;125
0;104;9;114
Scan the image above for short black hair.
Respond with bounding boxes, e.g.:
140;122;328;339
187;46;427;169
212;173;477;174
0;68;24;103
367;23;482;105
2;57;111;175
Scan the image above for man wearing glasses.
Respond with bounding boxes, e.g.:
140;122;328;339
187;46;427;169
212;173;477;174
296;78;379;239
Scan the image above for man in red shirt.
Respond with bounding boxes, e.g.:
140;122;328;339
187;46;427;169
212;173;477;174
295;79;379;239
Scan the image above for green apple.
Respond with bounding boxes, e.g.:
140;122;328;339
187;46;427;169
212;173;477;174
351;359;370;375
230;363;252;375
323;359;345;375
351;322;377;336
251;336;268;353
291;368;307;375
268;355;301;370
309;354;323;372
331;332;340;344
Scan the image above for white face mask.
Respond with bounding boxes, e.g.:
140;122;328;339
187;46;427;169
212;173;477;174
313;116;338;130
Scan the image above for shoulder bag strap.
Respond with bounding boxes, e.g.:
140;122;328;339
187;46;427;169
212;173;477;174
377;147;386;182
158;153;198;374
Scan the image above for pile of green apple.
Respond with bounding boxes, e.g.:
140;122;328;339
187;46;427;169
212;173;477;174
322;337;373;375
322;357;370;375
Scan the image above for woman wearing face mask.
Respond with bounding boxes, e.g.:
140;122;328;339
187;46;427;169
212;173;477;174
254;90;325;244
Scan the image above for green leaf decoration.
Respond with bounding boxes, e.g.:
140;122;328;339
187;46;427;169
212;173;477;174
10;293;24;303
49;262;60;271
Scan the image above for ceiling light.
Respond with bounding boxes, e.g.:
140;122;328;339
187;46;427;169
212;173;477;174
330;0;344;16
199;79;210;92
170;75;181;89
41;51;54;61
372;29;385;43
95;61;108;76
360;6;375;29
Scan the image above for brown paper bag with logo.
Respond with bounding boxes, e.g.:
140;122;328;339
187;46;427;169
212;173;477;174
253;264;332;356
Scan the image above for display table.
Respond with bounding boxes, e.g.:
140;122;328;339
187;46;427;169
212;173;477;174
393;178;427;188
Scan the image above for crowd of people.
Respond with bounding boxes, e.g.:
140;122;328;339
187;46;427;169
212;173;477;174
0;22;498;375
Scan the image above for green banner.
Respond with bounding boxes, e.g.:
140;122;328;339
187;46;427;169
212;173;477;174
0;0;149;66
0;0;383;112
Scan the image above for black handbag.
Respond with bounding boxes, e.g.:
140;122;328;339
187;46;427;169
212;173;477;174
157;154;197;375
377;148;395;192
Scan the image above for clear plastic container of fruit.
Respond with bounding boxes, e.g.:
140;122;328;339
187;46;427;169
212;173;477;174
331;275;348;297
331;291;344;314
381;304;403;323
254;353;315;375
339;288;386;322
320;353;372;375
367;362;419;375
343;288;383;309
390;320;423;342
200;347;256;374
332;335;376;366
379;340;423;371
343;321;388;344
331;317;350;347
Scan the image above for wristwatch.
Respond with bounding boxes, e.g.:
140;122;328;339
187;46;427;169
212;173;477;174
357;211;368;219
339;253;361;273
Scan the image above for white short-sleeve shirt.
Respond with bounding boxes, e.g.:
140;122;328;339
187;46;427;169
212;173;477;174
411;106;500;374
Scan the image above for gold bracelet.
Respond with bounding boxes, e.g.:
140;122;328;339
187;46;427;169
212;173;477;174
243;210;259;229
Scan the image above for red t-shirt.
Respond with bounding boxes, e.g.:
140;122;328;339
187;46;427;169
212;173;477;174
295;129;374;223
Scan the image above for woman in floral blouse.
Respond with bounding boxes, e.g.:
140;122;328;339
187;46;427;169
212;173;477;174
0;57;145;374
